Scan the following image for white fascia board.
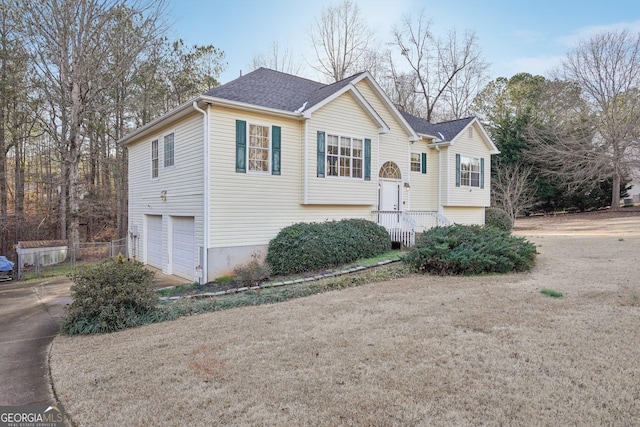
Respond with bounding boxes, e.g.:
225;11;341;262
350;72;420;141
120;97;200;146
452;118;501;154
120;95;303;146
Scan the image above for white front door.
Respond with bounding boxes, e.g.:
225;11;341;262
380;180;400;211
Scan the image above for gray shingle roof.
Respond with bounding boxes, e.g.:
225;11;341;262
400;111;474;141
205;68;364;112
205;68;472;140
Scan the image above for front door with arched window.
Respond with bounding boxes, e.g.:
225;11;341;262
378;161;401;213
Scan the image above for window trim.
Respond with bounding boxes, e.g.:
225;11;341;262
163;131;175;169
325;132;365;180
246;121;272;174
151;139;159;179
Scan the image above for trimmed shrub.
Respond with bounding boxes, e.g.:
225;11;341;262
61;258;158;335
266;219;391;275
403;224;536;275
485;207;513;231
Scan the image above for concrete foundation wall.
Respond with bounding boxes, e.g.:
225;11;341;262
208;244;268;280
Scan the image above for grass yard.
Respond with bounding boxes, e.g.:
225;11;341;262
50;213;640;426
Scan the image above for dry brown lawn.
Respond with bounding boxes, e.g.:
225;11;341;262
50;213;640;426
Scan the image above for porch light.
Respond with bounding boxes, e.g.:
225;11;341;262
160;190;167;201
403;182;411;189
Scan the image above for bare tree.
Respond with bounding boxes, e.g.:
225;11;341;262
491;162;537;222
251;41;302;75
21;0;165;249
528;30;640;209
391;10;489;122
309;0;373;82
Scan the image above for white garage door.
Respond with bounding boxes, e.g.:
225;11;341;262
172;216;195;280
146;215;163;268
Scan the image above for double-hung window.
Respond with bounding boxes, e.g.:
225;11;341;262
326;134;363;178
164;133;174;168
411;153;421;172
235;120;281;175
248;124;270;172
411;152;427;174
460;155;481;187
151;139;159;178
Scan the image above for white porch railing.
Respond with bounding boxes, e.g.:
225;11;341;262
372;211;450;247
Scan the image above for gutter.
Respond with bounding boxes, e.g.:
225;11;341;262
192;101;209;283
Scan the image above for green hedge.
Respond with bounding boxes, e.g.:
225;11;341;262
61;258;158;335
403;224;536;275
266;219;391;275
485;207;513;231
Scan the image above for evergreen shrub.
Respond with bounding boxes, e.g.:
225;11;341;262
266;219;391;275
403;224;536;275
61;258;158;335
485;207;513;231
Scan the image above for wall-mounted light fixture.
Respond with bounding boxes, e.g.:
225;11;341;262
160;190;167;201
403;182;411;189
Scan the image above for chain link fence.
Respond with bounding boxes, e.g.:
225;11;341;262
16;238;127;281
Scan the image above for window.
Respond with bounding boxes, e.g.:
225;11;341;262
326;134;363;178
460;155;481;187
163;133;174;168
411;152;427;174
248;124;270;172
236;120;281;175
151;139;159;178
411;153;421;172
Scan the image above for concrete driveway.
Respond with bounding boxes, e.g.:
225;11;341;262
0;270;186;407
0;278;71;406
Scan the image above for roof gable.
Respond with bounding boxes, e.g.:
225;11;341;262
401;111;499;154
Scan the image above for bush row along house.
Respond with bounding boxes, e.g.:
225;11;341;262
121;68;499;282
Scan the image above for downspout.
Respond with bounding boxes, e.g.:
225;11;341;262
435;145;442;214
303;119;308;204
193;101;209;283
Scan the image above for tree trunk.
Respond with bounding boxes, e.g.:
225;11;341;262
611;171;621;211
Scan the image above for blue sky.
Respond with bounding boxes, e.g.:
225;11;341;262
166;0;640;84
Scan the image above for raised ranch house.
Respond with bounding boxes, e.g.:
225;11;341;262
122;68;499;282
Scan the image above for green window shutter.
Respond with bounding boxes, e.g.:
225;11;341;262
421;153;427;174
455;153;461;187
317;131;325;178
480;157;485;189
272;126;281;175
364;138;371;181
236;120;246;173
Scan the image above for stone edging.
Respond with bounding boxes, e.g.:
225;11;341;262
159;258;401;301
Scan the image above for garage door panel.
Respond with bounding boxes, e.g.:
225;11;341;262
146;215;163;268
172;217;195;280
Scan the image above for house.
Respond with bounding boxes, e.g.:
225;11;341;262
122;68;499;282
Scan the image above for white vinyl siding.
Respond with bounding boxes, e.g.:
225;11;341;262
446;122;491;207
128;113;205;273
305;92;378;205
